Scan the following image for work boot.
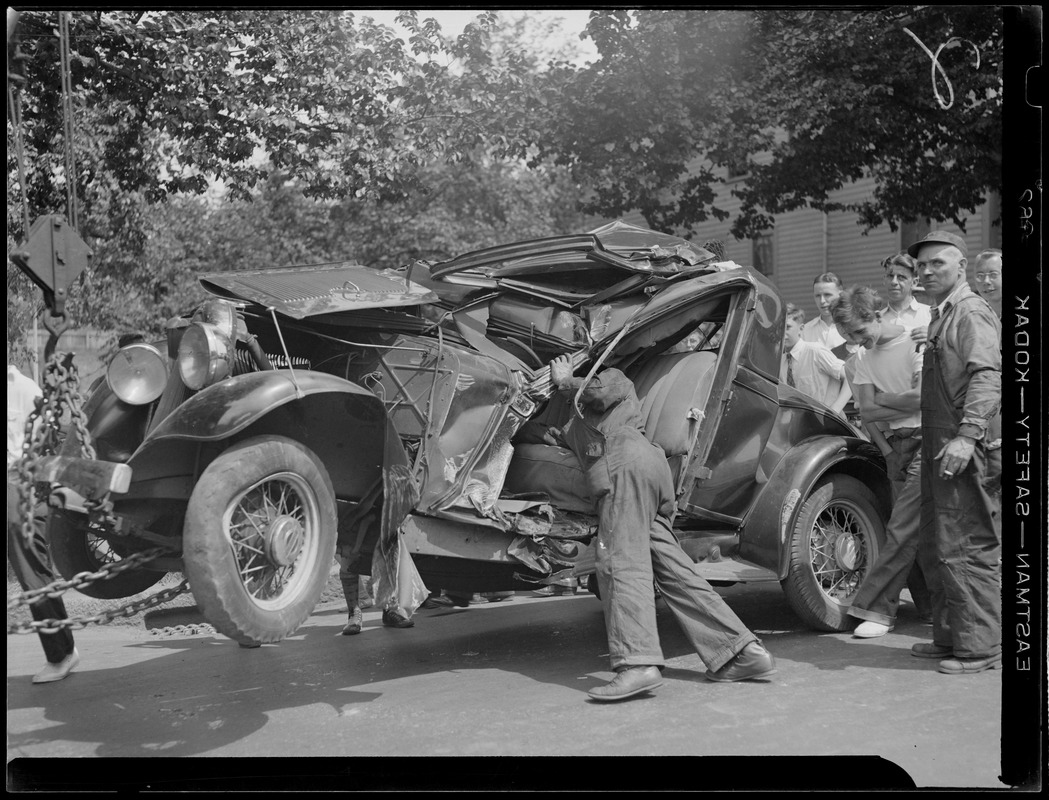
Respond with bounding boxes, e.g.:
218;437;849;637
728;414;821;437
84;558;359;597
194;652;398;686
938;654;1001;675
911;642;953;659
381;607;414;628
587;666;663;702
704;642;777;682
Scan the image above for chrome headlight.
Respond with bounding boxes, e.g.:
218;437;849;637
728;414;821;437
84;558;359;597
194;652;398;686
107;343;168;405
177;322;234;390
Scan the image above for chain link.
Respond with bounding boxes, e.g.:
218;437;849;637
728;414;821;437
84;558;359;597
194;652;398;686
9;580;191;635
7;546;173;610
9;351;184;633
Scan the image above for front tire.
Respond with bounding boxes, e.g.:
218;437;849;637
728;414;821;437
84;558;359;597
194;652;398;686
182;435;337;645
781;474;886;632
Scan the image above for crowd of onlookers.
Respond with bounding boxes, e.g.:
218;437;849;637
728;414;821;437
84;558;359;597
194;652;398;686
781;233;1002;674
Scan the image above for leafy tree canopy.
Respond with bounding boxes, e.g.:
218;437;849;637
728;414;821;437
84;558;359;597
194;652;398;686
6;8;557;342
535;7;1003;238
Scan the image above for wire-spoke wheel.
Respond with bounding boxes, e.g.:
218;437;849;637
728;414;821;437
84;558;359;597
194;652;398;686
48;508;167;598
183;436;337;645
782;475;886;631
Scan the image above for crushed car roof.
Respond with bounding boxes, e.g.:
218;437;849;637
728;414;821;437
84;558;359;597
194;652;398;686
430;220;717;282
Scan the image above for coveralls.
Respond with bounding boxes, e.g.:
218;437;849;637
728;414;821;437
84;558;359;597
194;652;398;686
556;368;757;672
917;288;1002;659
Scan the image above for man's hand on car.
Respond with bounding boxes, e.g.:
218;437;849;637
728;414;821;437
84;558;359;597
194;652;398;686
550;355;574;390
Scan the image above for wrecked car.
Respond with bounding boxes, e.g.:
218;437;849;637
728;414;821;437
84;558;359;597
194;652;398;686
45;221;891;644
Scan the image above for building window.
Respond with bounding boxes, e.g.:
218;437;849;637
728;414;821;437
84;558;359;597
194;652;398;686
752;232;774;276
900;218;931;253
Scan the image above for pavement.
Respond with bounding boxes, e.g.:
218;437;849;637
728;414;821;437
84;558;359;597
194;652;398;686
7;582;1009;790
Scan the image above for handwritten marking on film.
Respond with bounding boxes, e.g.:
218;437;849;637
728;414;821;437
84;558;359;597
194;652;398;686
903;28;982;110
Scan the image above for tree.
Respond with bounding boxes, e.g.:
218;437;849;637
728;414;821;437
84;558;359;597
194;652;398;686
534;7;1003;238
6;9;552;334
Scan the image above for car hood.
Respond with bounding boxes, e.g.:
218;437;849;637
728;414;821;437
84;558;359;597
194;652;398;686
198;262;439;320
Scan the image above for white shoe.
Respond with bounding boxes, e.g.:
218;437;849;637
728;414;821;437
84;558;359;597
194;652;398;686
32;647;80;684
852;621;893;639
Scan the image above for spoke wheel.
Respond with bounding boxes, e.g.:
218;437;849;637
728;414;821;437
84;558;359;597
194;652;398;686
182;435;337;645
46;422;166;598
47;508;167;598
782;474;886;631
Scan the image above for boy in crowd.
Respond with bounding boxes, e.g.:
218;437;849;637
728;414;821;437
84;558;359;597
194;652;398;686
782;304;851;414
830;287;931;637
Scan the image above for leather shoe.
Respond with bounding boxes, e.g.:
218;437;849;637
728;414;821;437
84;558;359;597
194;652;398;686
32;647;80;684
588;666;663;702
341;607;363;635
938;654;1002;675
852;621;893;638
382;608;415;628
705;642;776;682
911;642;953;659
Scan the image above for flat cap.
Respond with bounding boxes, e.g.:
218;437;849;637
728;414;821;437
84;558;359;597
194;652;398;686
906;230;968;259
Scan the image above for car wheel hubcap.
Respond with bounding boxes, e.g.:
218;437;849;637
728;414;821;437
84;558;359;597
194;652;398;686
265;516;305;567
834;532;859;571
225;472;319;609
809;501;869;602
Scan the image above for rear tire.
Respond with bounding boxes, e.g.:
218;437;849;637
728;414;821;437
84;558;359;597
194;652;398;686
182;435;337;645
781;475;886;632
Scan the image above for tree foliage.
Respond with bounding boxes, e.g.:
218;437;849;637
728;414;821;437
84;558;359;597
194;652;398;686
7;7;1006;351
6;9;555;338
535;7;1003;238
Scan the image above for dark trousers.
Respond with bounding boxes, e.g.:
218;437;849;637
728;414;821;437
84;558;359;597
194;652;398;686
589;428;755;672
917;429;1001;658
848;434;930;625
8;479;75;664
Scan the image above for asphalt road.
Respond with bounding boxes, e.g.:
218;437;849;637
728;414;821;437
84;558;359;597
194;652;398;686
7;581;1006;790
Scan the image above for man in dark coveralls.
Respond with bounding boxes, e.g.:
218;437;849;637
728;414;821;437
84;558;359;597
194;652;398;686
907;231;1003;675
540;355;776;701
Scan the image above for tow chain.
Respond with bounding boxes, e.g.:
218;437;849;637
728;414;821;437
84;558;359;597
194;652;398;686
7;351;189;634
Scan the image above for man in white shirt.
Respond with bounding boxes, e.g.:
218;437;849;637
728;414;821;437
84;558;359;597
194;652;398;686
782;304;850;413
830;288;931;638
971;249;1003;320
802;272;849;357
879;253;932;332
7;363;42;467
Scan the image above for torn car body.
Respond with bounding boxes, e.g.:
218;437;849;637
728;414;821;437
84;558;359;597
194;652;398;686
44;221;891;644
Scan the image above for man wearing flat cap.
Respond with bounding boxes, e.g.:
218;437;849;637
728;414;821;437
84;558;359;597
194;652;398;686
907;231;1003;675
523;356;775;701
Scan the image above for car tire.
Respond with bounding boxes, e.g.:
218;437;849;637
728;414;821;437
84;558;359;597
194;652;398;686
182;435;337;645
47;507;167;599
45;425;165;599
781;474;886;632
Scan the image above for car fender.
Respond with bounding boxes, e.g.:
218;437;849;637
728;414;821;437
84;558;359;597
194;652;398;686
739;435;890;579
126;370;404;501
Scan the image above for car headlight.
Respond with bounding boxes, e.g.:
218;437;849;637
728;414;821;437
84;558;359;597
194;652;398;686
177;322;234;390
107;343;168;405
